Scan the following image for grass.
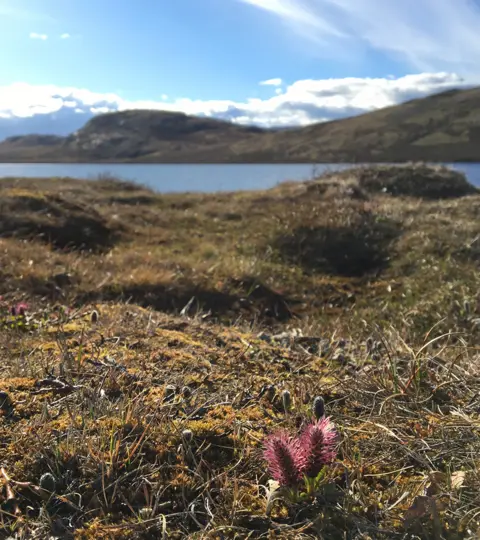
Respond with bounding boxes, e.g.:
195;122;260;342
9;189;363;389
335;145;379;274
0;164;480;538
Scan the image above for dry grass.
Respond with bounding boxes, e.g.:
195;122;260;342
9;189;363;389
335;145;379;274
0;165;480;538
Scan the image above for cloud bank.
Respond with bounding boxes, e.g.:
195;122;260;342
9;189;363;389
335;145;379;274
0;72;468;140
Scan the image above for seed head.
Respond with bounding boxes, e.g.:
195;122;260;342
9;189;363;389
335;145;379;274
265;384;276;402
181;386;192;399
39;472;57;493
259;384;276;401
164;384;176;402
182;429;193;443
312;396;325;420
138;507;152;519
282;390;292;413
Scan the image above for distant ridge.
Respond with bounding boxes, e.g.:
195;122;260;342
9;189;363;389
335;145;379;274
2;87;480;162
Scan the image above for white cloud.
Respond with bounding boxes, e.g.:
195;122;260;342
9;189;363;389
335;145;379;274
29;32;48;40
60;33;71;39
260;78;283;86
237;0;480;76
0;73;469;138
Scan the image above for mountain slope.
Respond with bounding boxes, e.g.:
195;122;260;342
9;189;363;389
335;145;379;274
2;87;480;162
237;87;480;163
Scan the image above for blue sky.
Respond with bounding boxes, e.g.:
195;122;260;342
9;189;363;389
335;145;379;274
0;0;478;136
0;0;403;99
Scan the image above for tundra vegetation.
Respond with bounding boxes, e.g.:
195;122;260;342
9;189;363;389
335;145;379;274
0;164;479;538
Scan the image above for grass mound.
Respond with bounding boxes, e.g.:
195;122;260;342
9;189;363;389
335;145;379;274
352;163;478;199
276;206;401;277
0;189;120;252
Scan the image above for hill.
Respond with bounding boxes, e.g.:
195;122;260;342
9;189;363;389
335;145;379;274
4;87;480;162
0;110;266;163
0;165;480;537
243;87;480;163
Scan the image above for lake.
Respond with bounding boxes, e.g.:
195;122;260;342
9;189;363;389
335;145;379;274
0;162;479;192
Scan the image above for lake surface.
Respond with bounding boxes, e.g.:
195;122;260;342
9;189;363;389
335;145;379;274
0;162;479;192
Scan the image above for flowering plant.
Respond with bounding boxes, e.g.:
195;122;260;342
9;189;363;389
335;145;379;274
263;417;338;507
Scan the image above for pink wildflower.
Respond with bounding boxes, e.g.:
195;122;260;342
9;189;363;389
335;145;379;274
11;303;28;316
263;432;303;487
297;417;338;478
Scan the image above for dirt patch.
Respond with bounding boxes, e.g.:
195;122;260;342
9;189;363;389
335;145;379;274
0;192;120;252
277;210;401;277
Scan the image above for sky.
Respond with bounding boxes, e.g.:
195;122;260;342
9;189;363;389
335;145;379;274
0;0;479;138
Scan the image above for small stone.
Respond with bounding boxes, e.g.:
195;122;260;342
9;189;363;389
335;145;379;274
39;472;57;493
312;396;325;419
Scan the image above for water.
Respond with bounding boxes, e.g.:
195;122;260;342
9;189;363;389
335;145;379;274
0;162;479;192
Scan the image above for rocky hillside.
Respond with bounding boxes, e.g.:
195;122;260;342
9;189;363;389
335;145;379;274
3;87;480;162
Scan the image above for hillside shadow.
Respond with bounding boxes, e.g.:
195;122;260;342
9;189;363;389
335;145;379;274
76;277;297;323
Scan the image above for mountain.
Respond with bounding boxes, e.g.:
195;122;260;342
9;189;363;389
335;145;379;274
238;87;480;163
0;108;92;142
0;110;265;163
2;87;480;162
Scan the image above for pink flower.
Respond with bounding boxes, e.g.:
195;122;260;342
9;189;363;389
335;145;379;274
263;432;303;487
11;302;28;316
297;417;337;478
